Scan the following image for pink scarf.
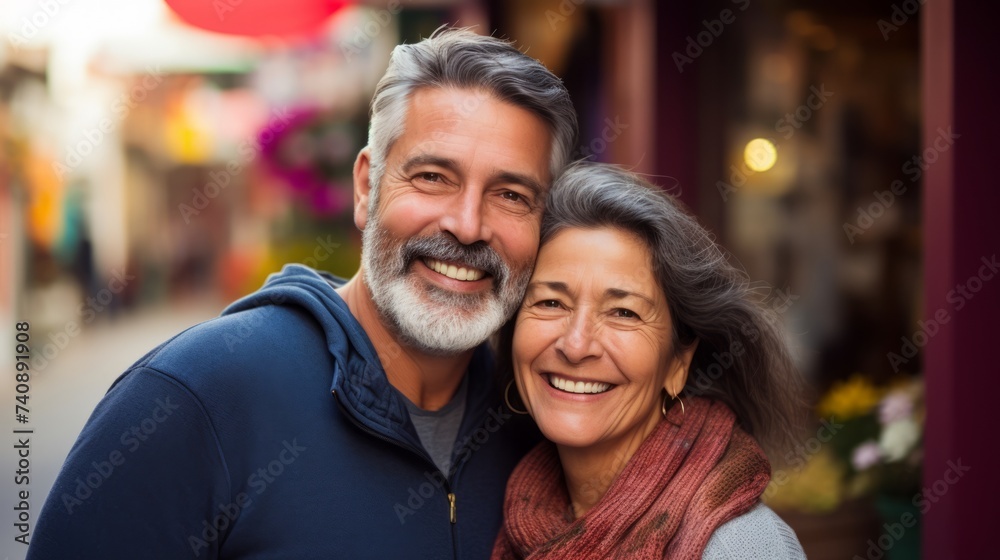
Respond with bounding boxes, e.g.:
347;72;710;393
492;397;770;560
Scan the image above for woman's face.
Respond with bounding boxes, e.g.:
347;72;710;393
513;227;695;452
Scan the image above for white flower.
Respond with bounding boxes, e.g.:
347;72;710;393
879;418;920;462
879;392;914;425
852;441;882;470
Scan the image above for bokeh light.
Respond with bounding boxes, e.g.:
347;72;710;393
744;138;777;172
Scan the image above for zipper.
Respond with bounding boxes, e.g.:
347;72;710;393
332;390;459;526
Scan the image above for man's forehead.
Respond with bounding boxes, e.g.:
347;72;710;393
392;87;553;182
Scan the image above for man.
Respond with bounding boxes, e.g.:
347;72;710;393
27;28;577;559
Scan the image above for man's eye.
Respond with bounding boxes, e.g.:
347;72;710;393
501;191;525;203
415;172;443;183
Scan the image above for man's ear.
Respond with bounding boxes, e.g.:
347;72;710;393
353;147;373;231
664;339;699;397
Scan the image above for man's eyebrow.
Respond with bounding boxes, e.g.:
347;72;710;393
401;154;460;174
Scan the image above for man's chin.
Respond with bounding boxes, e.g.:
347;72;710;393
381;282;507;355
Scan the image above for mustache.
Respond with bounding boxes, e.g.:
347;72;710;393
401;233;508;284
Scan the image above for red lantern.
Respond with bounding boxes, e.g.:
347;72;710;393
165;0;350;37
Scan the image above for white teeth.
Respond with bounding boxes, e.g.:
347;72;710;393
425;259;485;282
548;375;612;395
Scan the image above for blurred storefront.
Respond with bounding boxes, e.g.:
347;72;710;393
1;0;997;558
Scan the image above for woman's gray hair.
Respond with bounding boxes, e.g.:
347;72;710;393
527;162;805;454
366;26;578;196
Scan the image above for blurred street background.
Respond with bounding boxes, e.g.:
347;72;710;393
1;0;992;558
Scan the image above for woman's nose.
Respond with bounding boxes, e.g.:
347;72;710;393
555;312;603;364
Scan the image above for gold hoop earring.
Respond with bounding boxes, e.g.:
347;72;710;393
662;391;685;418
673;393;686;415
505;380;528;415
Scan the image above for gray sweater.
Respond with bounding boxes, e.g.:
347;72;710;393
702;503;807;559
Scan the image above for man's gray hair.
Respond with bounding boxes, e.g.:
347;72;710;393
366;27;578;195
537;162;806;455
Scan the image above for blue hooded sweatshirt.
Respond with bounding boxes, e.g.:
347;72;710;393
27;265;540;560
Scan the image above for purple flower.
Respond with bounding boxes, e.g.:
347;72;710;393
879;392;914;425
852;441;882;470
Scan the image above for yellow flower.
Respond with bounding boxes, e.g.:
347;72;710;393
816;374;882;421
763;447;845;513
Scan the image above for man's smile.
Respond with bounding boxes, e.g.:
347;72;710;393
423;258;487;282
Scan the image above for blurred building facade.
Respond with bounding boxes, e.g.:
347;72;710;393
2;0;996;558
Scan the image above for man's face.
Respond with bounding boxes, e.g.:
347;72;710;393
357;87;553;355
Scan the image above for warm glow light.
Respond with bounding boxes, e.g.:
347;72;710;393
744;138;777;172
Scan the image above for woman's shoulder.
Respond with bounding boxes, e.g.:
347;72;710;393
701;503;807;560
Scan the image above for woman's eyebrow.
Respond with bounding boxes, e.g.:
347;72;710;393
527;280;570;295
605;288;656;306
528;283;655;306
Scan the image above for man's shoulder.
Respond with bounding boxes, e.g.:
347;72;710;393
131;303;340;394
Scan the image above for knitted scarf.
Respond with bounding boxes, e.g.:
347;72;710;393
492;397;770;560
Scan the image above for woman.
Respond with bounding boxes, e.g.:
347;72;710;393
493;163;807;559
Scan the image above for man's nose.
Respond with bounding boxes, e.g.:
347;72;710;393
439;188;492;245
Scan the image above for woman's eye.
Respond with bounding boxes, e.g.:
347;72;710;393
537;299;562;309
613;308;639;320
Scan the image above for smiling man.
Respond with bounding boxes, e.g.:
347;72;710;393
28;28;577;560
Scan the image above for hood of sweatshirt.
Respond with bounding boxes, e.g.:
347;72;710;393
219;264;498;458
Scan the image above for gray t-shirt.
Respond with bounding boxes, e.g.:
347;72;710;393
401;375;468;475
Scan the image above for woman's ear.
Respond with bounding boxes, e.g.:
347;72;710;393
664;339;699;397
353;147;373;231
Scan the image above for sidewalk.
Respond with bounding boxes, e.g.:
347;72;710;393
1;299;223;559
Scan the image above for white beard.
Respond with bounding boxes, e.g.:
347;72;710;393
360;206;531;356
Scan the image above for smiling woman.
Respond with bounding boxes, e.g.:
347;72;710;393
493;162;807;560
514;227;689;456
